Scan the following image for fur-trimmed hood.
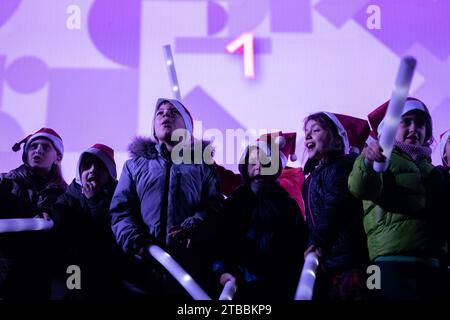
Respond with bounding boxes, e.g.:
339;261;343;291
128;136;215;161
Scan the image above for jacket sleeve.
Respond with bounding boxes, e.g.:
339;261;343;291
348;154;383;201
187;164;224;241
310;163;355;250
110;161;150;255
349;153;429;216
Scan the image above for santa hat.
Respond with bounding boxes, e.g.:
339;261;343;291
257;131;297;168
440;129;450;165
75;144;117;184
12;128;64;163
368;97;432;141
238;131;297;181
152;98;194;140
323;112;370;154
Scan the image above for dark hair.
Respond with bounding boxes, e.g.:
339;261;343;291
402;109;434;146
238;144;281;183
304;112;345;155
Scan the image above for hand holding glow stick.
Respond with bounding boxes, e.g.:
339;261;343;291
374;56;417;172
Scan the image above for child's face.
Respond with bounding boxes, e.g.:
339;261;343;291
247;148;274;182
80;155;110;189
26;138;59;173
154;103;186;142
304;119;333;161
395;111;427;146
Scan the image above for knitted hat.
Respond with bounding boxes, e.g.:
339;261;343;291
75;144;117;184
368;97;432;141
12;127;64;163
440;129;450;166
152;98;194;141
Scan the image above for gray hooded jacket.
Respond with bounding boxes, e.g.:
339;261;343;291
110;137;222;255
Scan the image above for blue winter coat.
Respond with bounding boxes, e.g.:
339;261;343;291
303;154;369;274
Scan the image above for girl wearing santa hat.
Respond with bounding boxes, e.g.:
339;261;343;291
348;98;448;299
0;128;67;299
302;112;370;300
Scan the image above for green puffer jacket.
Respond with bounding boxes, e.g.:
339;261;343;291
348;148;447;261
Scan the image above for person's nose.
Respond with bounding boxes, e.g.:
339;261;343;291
34;145;44;154
87;164;97;174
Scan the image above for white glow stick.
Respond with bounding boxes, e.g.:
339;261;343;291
162;45;182;101
374;56;417;172
219;280;237;300
295;252;319;300
0;218;54;233
148;244;211;300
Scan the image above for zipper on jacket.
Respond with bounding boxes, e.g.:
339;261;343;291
307;174;316;228
159;146;172;245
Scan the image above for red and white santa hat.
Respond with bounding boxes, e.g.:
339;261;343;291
152;98;194;141
238;131;297;180
75;144;117;184
368;97;431;140
440;129;450;166
257;131;297;168
322;112;370;154
12;127;64;163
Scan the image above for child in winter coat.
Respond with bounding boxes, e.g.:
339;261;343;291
214;133;307;300
110;98;222;298
302;112;370;300
348;98;448;299
51;144;123;299
0;128;67;299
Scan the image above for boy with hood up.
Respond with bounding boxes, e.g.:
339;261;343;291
110;98;222;298
51;144;123;299
213;133;307;299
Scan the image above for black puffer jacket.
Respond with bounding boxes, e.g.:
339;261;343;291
51;179;123;299
302;154;368;274
0;164;67;299
214;183;307;299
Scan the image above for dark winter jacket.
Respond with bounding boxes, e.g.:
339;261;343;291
214;183;307;299
51;179;122;298
0;164;67;299
302;154;369;274
110;138;223;292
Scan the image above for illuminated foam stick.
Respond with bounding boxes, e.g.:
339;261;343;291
374;56;417;172
148;244;211;300
0;218;54;233
218;280;237;300
294;252;319;300
162;45;182;101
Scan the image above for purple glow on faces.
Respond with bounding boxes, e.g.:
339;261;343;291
0;1;449;178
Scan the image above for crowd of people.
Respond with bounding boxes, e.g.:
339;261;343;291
0;96;449;300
